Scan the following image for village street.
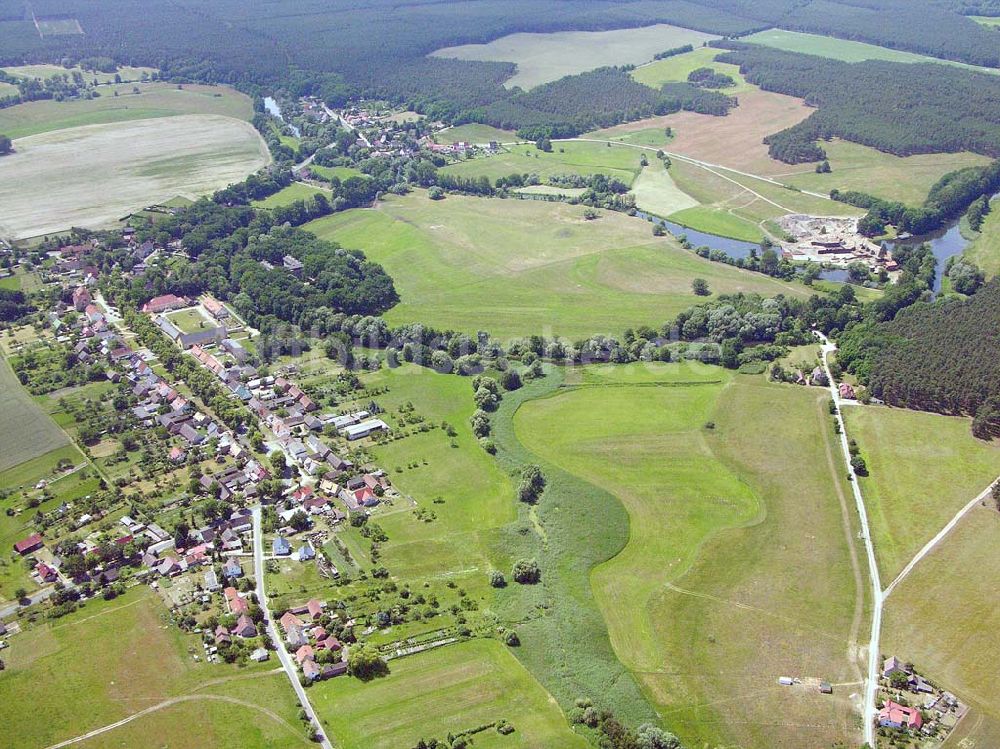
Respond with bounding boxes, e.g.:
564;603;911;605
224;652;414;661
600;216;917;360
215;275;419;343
251;504;333;749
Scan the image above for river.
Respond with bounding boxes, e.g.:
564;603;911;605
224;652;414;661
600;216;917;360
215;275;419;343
263;96;301;138
636;209;974;293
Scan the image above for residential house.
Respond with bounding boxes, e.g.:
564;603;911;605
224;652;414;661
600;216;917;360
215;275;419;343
223;557;243;579
250;648;269;662
142;294;188;314
295;543;316;562
295;644;314;665
883;656;906;679
225;587;249;615
204;569;221;592
879;700;923;730
273;537;291;556
203;297;229;320
35;562;58;583
232;614;258;638
13;533;43;555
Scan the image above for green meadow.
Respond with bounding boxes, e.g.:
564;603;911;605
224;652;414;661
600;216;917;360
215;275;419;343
435;124;516;144
965;197;1000;277
512;366;864;748
0;587;310;748
441;140;643;186
632;46;754;94
843;405;1000;579
0;82;253;139
311;639;587;748
308;164;362;180
252;181;329;209
306;192;813;339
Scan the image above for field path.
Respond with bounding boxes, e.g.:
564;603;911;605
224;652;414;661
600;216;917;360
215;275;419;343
817;331;882;747
41;693;303;749
883;478;999;599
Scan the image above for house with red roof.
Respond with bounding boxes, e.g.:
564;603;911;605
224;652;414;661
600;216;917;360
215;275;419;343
13;533;43;555
142;294;188;314
35;562;58;583
225;586;249;615
878;700;923;730
280;611;304;633
306;598;323;620
295;644;314;665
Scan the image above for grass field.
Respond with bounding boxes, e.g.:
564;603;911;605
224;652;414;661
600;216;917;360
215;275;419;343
843;406;1000;579
252;181;329;209
965;198;1000;277
0;82;253;139
632;46;754;94
971;15;1000;26
165;306;214;334
0;352;70;472
435;124;516;144
311;639;586;748
630;160;699;217
305;191;813;339
363;364;514;580
1;64;156;84
513;367;864;748
783;139;991;206
743;28;1000;74
308;164;362;181
431;24;716;90
442;140;644;186
883;507;1000;731
0;587;310;748
35;18;84;36
514;185;586;198
0;114;269;239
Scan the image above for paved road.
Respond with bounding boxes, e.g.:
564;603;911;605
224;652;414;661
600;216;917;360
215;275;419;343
252;505;333;749
0;586;54;619
883;479;998;599
817;331;882;747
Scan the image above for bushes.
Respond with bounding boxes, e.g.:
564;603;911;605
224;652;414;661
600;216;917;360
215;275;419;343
517;464;546;504
511;558;541;584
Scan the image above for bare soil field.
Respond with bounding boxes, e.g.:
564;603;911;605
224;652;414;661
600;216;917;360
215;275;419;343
0;114;269;238
588;89;813;175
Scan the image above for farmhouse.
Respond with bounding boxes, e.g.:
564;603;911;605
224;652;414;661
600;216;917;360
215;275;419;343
343;418;389;441
232;614;258;638
879;700;923;730
202;296;229;319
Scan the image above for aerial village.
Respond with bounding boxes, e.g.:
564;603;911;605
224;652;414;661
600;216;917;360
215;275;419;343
0;228;435;687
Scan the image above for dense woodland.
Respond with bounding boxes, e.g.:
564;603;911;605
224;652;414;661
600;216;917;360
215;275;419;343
837;280;1000;436
714;44;1000;162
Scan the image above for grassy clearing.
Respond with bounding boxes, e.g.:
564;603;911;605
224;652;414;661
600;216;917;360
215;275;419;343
513;367;863;748
0;114;269;239
0;587;310;748
165;307;214;334
668;205;764;242
883;507;1000;726
252;181;329;209
843;405;1000;579
783;139;991;206
971;15;1000;26
965;198;1000;277
306;191;812;339
442;140;643;186
0;82;253;139
1;64;156;84
435;124;515;144
0;352;70;472
311;639;586;748
630;160;699;217
431;24;716;90
308;164;362;181
632;46;753;94
744;28;998;73
362;365;514;580
514;185;586;198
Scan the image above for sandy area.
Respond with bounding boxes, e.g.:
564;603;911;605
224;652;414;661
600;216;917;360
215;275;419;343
0;114;269;239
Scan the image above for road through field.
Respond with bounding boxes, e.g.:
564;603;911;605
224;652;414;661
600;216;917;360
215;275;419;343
252;505;333;749
817;331;881;746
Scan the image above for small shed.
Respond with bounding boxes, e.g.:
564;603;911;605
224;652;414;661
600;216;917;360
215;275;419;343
819;682;833;694
778;676;794;686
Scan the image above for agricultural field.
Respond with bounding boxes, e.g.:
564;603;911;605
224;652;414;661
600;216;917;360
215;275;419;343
305;191;813;339
965;198;1000;277
0;587;311;748
882;507;1000;731
743;28;998;73
311;639;587;748
435;123;516;144
0;114;269;239
629;159;699;217
0;81;254;139
430;24;716;90
442;140;643;185
513;365;864;748
783;139;991;206
252;181;329;209
0;352;70;472
631;46;753;94
843;405;1000;579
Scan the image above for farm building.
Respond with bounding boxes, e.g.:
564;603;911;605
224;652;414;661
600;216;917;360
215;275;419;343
879;700;923;730
344;418;389;441
142;294;189;314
